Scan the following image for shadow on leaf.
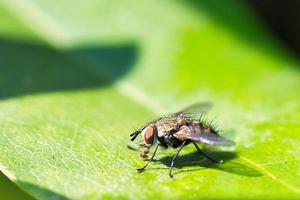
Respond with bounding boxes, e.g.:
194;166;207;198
0;171;35;200
184;0;296;61
17;181;69;200
0;38;138;99
157;151;263;177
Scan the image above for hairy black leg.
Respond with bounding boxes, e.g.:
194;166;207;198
137;144;159;172
192;142;223;163
169;141;186;178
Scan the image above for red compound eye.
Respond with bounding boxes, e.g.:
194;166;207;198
142;125;154;145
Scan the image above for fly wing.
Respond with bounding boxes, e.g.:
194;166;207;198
176;102;213;116
170;102;213;121
174;125;235;146
194;132;235;146
152;102;213;123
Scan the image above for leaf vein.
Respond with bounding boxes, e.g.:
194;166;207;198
239;156;300;194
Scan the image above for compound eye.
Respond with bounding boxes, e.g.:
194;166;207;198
141;125;155;145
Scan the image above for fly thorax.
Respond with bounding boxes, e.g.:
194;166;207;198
176;116;188;126
157;126;166;137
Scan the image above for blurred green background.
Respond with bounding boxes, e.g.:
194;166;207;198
0;0;300;200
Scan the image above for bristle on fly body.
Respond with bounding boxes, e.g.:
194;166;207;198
198;114;221;134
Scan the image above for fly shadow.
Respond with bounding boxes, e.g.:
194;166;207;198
156;150;263;177
0;38;138;99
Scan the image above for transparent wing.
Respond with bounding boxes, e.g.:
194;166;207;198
173;102;213;117
194;132;235;146
174;125;235;146
152;102;213;123
179;102;213;114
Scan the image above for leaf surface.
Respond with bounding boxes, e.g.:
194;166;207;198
0;0;300;199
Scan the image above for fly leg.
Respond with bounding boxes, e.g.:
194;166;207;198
192;142;223;164
137;143;159;172
169;141;186;178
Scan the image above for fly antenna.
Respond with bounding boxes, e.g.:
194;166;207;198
130;130;140;141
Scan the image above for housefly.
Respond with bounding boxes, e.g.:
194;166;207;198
129;102;235;178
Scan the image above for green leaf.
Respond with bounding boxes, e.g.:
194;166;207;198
0;171;36;200
0;0;300;199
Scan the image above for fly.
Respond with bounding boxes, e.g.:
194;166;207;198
130;102;235;178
